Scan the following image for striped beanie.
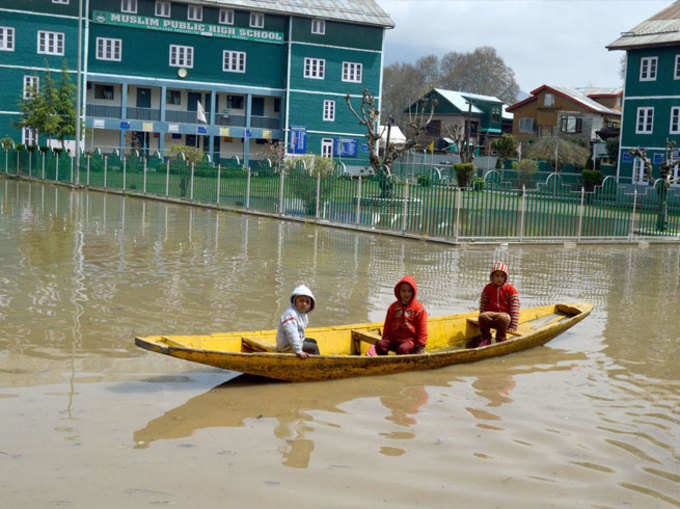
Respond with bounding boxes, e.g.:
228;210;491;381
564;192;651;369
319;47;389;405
490;262;509;281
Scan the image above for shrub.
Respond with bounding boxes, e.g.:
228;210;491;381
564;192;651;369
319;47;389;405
15;144;25;151
472;177;485;190
39;146;50;153
453;162;476;188
512;159;538;188
417;174;430;187
606;137;620;160
1;137;15;150
581;169;604;191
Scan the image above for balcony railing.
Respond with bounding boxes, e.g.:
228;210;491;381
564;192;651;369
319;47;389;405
250;116;280;129
127;107;161;121
215;113;245;126
166;110;198;123
86;104;122;118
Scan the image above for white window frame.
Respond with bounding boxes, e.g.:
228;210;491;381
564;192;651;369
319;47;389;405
121;0;137;14
37;31;65;56
323;99;335;121
518;117;535;134
219;8;234;25
96;37;122;62
670;106;680;134
23;75;40;100
311;19;325;35
249;12;264;28
223;50;246;73
544;93;554;106
635;107;654;134
52;0;70;4
321;138;334;159
22;127;38;147
169;44;193;68
342;62;362;83
304;57;325;79
187;4;202;21
0;26;14;51
675;55;680;80
155;0;170;17
639;56;658;81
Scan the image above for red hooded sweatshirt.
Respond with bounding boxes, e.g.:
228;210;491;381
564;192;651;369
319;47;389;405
382;275;428;347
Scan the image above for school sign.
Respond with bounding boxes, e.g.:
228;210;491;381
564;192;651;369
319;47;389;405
92;10;285;44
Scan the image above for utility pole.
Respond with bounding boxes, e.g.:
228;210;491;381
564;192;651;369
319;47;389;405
464;101;472;163
74;0;83;184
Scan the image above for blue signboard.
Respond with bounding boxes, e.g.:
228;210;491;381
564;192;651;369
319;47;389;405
334;138;358;157
289;126;307;154
622;153;632;162
120;121;130;130
197;125;207;134
245;128;252;138
361;143;369;153
653;153;664;164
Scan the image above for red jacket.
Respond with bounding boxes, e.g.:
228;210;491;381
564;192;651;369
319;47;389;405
480;283;520;329
382;275;428;346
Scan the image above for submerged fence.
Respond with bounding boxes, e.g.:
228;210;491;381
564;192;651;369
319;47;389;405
2;148;680;242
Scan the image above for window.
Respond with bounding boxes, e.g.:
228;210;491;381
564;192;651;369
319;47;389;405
670;107;680;134
304;57;325;79
96;37;122;61
223;50;246;73
23;75;39;100
167;89;181;105
491;106;501;122
636;107;654;134
342;62;362;83
323;99;335;121
250;12;264;28
560;115;582;134
321;138;333;158
675;55;680;80
0;26;14;51
632;157;646;183
37;31;65;55
219;8;234;25
311;19;325;35
155;0;170;17
121;0;137;14
169;45;193;68
94;84;114;100
544;93;554;107
227;95;243;109
518;117;536;134
273;98;280;113
187;4;202;21
22;127;38;146
640;56;658;81
616;95;622;107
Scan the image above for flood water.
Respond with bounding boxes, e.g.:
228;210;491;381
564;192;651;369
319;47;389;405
0;178;678;508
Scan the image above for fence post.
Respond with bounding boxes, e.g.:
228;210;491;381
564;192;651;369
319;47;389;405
165;158;170;196
104;156;108;187
4;149;7;173
278;169;285;214
55;155;59;181
315;171;321;218
41;152;45;179
28;151;32;177
577;187;585;240
519;185;526;241
355;175;362;224
123;157;126;190
216;164;221;203
246;167;251;209
16;151;19;175
143;157;147;193
190;162;195;200
630;188;638;239
455;186;461;241
69;156;73;183
86;156;90;185
401;181;409;233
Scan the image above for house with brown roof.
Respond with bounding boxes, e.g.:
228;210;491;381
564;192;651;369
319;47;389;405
506;85;621;142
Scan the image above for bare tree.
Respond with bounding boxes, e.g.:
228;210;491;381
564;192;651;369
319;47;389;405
346;89;435;197
443;122;474;163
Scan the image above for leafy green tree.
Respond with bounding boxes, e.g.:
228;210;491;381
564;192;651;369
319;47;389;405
54;60;76;150
525;136;589;171
16;65;59;145
606;137;620;160
491;134;518;169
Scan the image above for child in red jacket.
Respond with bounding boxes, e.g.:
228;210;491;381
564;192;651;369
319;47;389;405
375;275;428;355
477;262;520;347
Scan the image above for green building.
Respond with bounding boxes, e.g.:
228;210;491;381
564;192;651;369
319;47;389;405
0;0;393;165
607;1;680;185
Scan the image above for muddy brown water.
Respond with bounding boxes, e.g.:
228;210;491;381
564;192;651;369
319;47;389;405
0;179;678;508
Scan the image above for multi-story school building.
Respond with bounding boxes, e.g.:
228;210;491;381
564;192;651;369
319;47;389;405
0;0;393;165
607;1;680;185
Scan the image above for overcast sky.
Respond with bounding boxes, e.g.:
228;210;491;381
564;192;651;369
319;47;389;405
379;0;670;94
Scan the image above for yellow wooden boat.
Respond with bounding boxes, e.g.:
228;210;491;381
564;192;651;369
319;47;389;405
135;302;592;382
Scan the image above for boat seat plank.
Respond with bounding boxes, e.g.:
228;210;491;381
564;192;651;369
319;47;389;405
241;336;277;353
466;318;522;336
351;329;382;355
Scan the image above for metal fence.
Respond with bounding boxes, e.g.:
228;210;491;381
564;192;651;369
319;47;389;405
2;148;679;242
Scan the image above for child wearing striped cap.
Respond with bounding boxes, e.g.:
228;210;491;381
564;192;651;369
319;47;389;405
477;262;520;347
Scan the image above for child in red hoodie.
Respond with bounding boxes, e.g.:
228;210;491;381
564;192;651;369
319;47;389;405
477;262;520;347
375;275;428;355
